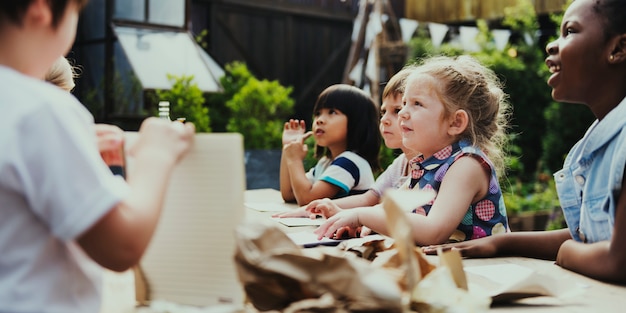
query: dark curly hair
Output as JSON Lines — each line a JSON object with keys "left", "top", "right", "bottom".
{"left": 592, "top": 0, "right": 626, "bottom": 41}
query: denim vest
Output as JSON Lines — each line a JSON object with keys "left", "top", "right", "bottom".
{"left": 554, "top": 97, "right": 626, "bottom": 243}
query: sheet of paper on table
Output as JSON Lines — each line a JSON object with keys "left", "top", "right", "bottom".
{"left": 286, "top": 231, "right": 344, "bottom": 247}
{"left": 464, "top": 263, "right": 582, "bottom": 302}
{"left": 245, "top": 202, "right": 297, "bottom": 212}
{"left": 271, "top": 217, "right": 325, "bottom": 227}
{"left": 287, "top": 231, "right": 387, "bottom": 248}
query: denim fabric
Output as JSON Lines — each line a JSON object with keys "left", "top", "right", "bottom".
{"left": 554, "top": 97, "right": 626, "bottom": 243}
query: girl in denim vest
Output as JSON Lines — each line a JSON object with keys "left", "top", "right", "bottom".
{"left": 424, "top": 0, "right": 626, "bottom": 284}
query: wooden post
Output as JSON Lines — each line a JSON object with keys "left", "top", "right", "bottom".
{"left": 342, "top": 0, "right": 370, "bottom": 84}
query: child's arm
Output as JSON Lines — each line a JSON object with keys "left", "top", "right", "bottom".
{"left": 285, "top": 155, "right": 342, "bottom": 205}
{"left": 405, "top": 156, "right": 490, "bottom": 245}
{"left": 315, "top": 156, "right": 493, "bottom": 245}
{"left": 331, "top": 190, "right": 380, "bottom": 209}
{"left": 273, "top": 190, "right": 379, "bottom": 218}
{"left": 423, "top": 229, "right": 572, "bottom": 260}
{"left": 279, "top": 120, "right": 311, "bottom": 202}
{"left": 77, "top": 118, "right": 195, "bottom": 272}
{"left": 555, "top": 177, "right": 626, "bottom": 283}
{"left": 279, "top": 150, "right": 297, "bottom": 202}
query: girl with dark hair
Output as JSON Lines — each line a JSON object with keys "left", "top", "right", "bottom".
{"left": 280, "top": 84, "right": 381, "bottom": 206}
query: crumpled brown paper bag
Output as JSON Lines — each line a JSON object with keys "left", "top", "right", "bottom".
{"left": 233, "top": 220, "right": 405, "bottom": 312}
{"left": 382, "top": 189, "right": 491, "bottom": 312}
{"left": 234, "top": 189, "right": 493, "bottom": 313}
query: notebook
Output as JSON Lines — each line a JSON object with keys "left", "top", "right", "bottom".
{"left": 124, "top": 132, "right": 246, "bottom": 307}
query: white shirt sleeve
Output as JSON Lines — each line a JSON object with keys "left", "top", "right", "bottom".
{"left": 13, "top": 98, "right": 129, "bottom": 241}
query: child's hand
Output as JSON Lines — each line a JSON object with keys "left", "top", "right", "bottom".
{"left": 130, "top": 117, "right": 195, "bottom": 165}
{"left": 334, "top": 226, "right": 362, "bottom": 239}
{"left": 282, "top": 119, "right": 312, "bottom": 146}
{"left": 305, "top": 198, "right": 342, "bottom": 218}
{"left": 282, "top": 140, "right": 309, "bottom": 161}
{"left": 95, "top": 124, "right": 124, "bottom": 152}
{"left": 360, "top": 226, "right": 373, "bottom": 237}
{"left": 271, "top": 206, "right": 312, "bottom": 218}
{"left": 421, "top": 235, "right": 499, "bottom": 257}
{"left": 314, "top": 210, "right": 361, "bottom": 240}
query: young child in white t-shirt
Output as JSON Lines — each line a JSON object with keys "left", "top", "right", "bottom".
{"left": 0, "top": 1, "right": 195, "bottom": 312}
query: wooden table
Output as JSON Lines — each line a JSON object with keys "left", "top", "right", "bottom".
{"left": 102, "top": 189, "right": 626, "bottom": 313}
{"left": 461, "top": 257, "right": 625, "bottom": 312}
{"left": 242, "top": 189, "right": 626, "bottom": 312}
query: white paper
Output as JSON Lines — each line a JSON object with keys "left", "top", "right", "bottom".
{"left": 245, "top": 202, "right": 295, "bottom": 212}
{"left": 271, "top": 217, "right": 325, "bottom": 227}
{"left": 286, "top": 231, "right": 343, "bottom": 247}
{"left": 125, "top": 132, "right": 246, "bottom": 307}
{"left": 464, "top": 263, "right": 583, "bottom": 302}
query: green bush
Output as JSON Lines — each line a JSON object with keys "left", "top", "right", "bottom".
{"left": 219, "top": 62, "right": 295, "bottom": 149}
{"left": 156, "top": 74, "right": 211, "bottom": 132}
{"left": 206, "top": 61, "right": 255, "bottom": 132}
{"left": 503, "top": 174, "right": 559, "bottom": 215}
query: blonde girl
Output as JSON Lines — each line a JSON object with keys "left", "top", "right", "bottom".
{"left": 315, "top": 55, "right": 510, "bottom": 245}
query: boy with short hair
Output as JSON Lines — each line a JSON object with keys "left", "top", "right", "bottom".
{"left": 0, "top": 1, "right": 195, "bottom": 312}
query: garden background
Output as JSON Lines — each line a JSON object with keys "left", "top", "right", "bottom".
{"left": 78, "top": 0, "right": 591, "bottom": 231}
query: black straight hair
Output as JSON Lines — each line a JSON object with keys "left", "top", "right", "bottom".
{"left": 312, "top": 84, "right": 381, "bottom": 172}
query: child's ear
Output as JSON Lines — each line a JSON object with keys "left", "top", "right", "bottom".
{"left": 26, "top": 0, "right": 52, "bottom": 27}
{"left": 609, "top": 33, "right": 626, "bottom": 63}
{"left": 447, "top": 109, "right": 469, "bottom": 136}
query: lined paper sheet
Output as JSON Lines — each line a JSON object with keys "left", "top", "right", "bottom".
{"left": 125, "top": 132, "right": 246, "bottom": 307}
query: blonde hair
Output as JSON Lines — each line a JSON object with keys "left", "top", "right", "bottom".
{"left": 45, "top": 57, "right": 77, "bottom": 92}
{"left": 381, "top": 65, "right": 416, "bottom": 100}
{"left": 411, "top": 55, "right": 510, "bottom": 175}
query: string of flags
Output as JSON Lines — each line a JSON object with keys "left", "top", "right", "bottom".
{"left": 344, "top": 0, "right": 521, "bottom": 103}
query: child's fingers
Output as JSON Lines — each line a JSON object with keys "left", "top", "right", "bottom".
{"left": 314, "top": 219, "right": 336, "bottom": 240}
{"left": 304, "top": 200, "right": 319, "bottom": 212}
{"left": 97, "top": 133, "right": 123, "bottom": 152}
{"left": 94, "top": 123, "right": 123, "bottom": 136}
{"left": 360, "top": 226, "right": 372, "bottom": 237}
{"left": 321, "top": 218, "right": 344, "bottom": 240}
{"left": 94, "top": 124, "right": 124, "bottom": 152}
{"left": 301, "top": 131, "right": 313, "bottom": 141}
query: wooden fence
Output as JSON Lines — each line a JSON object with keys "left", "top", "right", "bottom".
{"left": 190, "top": 0, "right": 567, "bottom": 121}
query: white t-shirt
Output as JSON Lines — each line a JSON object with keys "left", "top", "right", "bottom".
{"left": 371, "top": 153, "right": 409, "bottom": 197}
{"left": 0, "top": 66, "right": 130, "bottom": 313}
{"left": 305, "top": 151, "right": 375, "bottom": 197}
